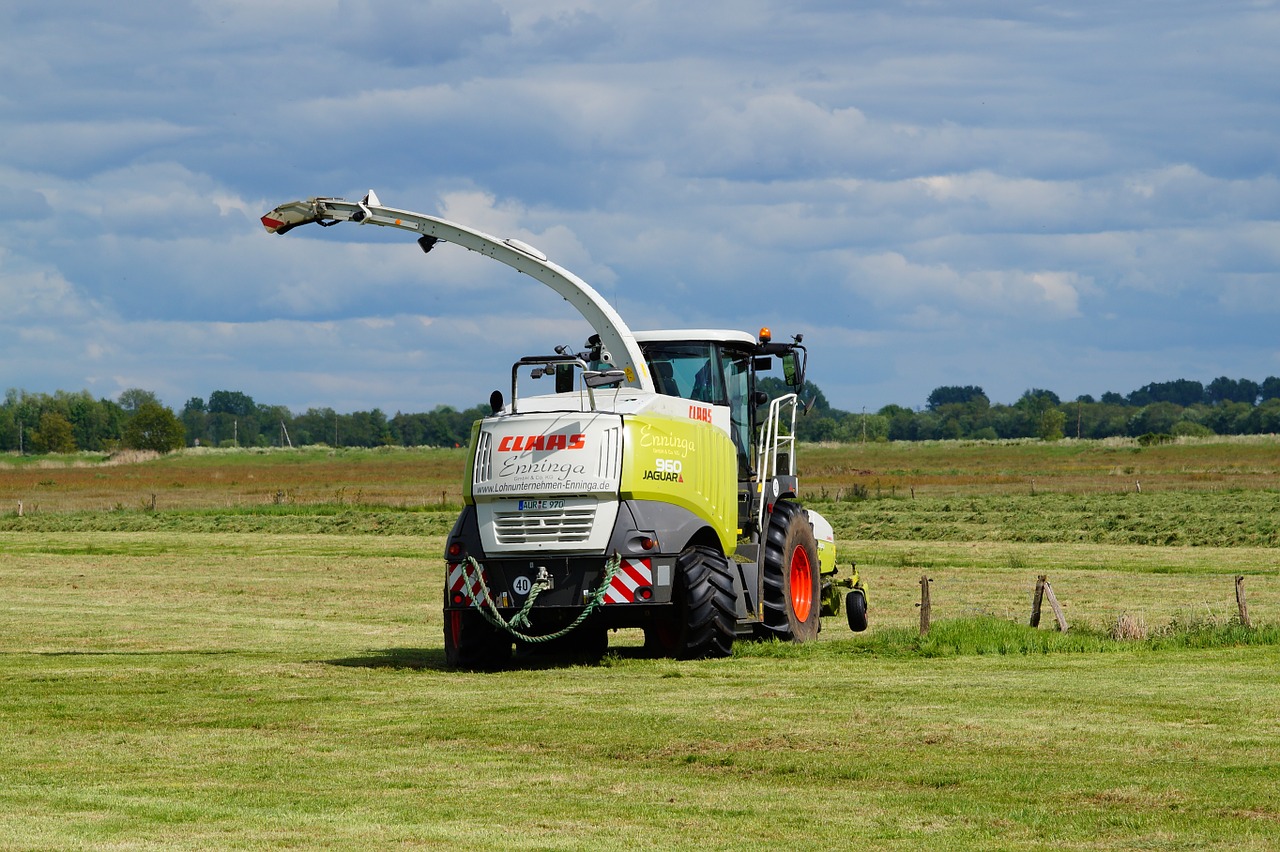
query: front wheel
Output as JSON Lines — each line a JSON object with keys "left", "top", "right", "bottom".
{"left": 846, "top": 589, "right": 869, "bottom": 632}
{"left": 760, "top": 500, "right": 821, "bottom": 642}
{"left": 648, "top": 546, "right": 737, "bottom": 659}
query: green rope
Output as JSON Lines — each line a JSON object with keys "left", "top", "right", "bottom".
{"left": 458, "top": 553, "right": 622, "bottom": 644}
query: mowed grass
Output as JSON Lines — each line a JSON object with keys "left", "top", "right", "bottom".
{"left": 0, "top": 445, "right": 470, "bottom": 513}
{"left": 1, "top": 440, "right": 1279, "bottom": 848}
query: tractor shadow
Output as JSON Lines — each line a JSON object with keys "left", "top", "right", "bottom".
{"left": 323, "top": 644, "right": 660, "bottom": 672}
{"left": 324, "top": 648, "right": 446, "bottom": 670}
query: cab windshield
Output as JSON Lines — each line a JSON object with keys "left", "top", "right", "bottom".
{"left": 642, "top": 342, "right": 724, "bottom": 404}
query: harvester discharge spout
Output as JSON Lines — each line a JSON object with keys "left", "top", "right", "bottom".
{"left": 261, "top": 193, "right": 652, "bottom": 393}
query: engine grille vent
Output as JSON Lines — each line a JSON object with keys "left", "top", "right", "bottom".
{"left": 492, "top": 505, "right": 597, "bottom": 545}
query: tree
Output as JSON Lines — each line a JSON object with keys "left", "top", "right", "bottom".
{"left": 1206, "top": 377, "right": 1260, "bottom": 406}
{"left": 31, "top": 411, "right": 77, "bottom": 454}
{"left": 207, "top": 390, "right": 259, "bottom": 446}
{"left": 117, "top": 388, "right": 160, "bottom": 413}
{"left": 1249, "top": 399, "right": 1280, "bottom": 434}
{"left": 256, "top": 404, "right": 294, "bottom": 447}
{"left": 0, "top": 405, "right": 14, "bottom": 451}
{"left": 123, "top": 402, "right": 185, "bottom": 453}
{"left": 294, "top": 407, "right": 338, "bottom": 446}
{"left": 927, "top": 385, "right": 987, "bottom": 410}
{"left": 181, "top": 397, "right": 207, "bottom": 446}
{"left": 207, "top": 390, "right": 256, "bottom": 416}
{"left": 1203, "top": 401, "right": 1253, "bottom": 435}
{"left": 1018, "top": 388, "right": 1061, "bottom": 408}
{"left": 1261, "top": 377, "right": 1280, "bottom": 402}
{"left": 1128, "top": 402, "right": 1182, "bottom": 436}
{"left": 1128, "top": 380, "right": 1204, "bottom": 407}
{"left": 878, "top": 404, "right": 917, "bottom": 441}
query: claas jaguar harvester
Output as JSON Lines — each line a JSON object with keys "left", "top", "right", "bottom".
{"left": 262, "top": 192, "right": 867, "bottom": 667}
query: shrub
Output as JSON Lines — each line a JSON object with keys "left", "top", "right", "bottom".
{"left": 31, "top": 412, "right": 77, "bottom": 454}
{"left": 123, "top": 402, "right": 185, "bottom": 453}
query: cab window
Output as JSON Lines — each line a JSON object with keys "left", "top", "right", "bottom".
{"left": 642, "top": 342, "right": 725, "bottom": 404}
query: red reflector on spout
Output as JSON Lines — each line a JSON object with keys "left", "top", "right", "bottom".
{"left": 261, "top": 215, "right": 285, "bottom": 232}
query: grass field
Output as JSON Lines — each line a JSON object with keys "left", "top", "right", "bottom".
{"left": 1, "top": 439, "right": 1278, "bottom": 849}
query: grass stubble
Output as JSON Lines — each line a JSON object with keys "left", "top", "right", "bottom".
{"left": 0, "top": 441, "right": 1278, "bottom": 849}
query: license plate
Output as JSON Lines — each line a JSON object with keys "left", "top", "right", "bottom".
{"left": 518, "top": 499, "right": 565, "bottom": 511}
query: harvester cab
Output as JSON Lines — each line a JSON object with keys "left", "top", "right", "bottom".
{"left": 262, "top": 192, "right": 867, "bottom": 666}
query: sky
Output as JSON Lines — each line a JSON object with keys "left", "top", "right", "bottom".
{"left": 2, "top": 1, "right": 1278, "bottom": 416}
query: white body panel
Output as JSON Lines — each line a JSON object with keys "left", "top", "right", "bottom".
{"left": 498, "top": 390, "right": 733, "bottom": 439}
{"left": 472, "top": 410, "right": 622, "bottom": 555}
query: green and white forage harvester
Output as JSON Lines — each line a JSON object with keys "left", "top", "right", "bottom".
{"left": 262, "top": 191, "right": 868, "bottom": 666}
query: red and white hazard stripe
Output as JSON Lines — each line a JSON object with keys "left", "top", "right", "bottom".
{"left": 604, "top": 557, "right": 652, "bottom": 604}
{"left": 448, "top": 562, "right": 492, "bottom": 607}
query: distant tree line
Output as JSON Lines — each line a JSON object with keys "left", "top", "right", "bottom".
{"left": 788, "top": 376, "right": 1280, "bottom": 443}
{"left": 0, "top": 387, "right": 489, "bottom": 454}
{"left": 4, "top": 374, "right": 1280, "bottom": 455}
{"left": 0, "top": 388, "right": 185, "bottom": 454}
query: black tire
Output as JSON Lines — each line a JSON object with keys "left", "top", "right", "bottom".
{"left": 651, "top": 546, "right": 737, "bottom": 659}
{"left": 846, "top": 589, "right": 869, "bottom": 632}
{"left": 759, "top": 500, "right": 821, "bottom": 642}
{"left": 443, "top": 609, "right": 512, "bottom": 669}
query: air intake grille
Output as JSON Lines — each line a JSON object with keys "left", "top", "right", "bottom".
{"left": 597, "top": 423, "right": 622, "bottom": 481}
{"left": 492, "top": 505, "right": 597, "bottom": 545}
{"left": 473, "top": 430, "right": 493, "bottom": 484}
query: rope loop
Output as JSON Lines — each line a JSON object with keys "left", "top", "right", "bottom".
{"left": 457, "top": 553, "right": 622, "bottom": 644}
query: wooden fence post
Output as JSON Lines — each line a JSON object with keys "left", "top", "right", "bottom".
{"left": 918, "top": 575, "right": 932, "bottom": 635}
{"left": 1043, "top": 579, "right": 1069, "bottom": 632}
{"left": 1030, "top": 575, "right": 1046, "bottom": 627}
{"left": 1236, "top": 576, "right": 1251, "bottom": 628}
{"left": 1031, "top": 575, "right": 1069, "bottom": 632}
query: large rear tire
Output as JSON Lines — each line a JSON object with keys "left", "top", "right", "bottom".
{"left": 648, "top": 546, "right": 737, "bottom": 659}
{"left": 760, "top": 500, "right": 821, "bottom": 642}
{"left": 444, "top": 609, "right": 512, "bottom": 669}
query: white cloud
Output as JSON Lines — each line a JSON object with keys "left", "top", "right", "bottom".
{"left": 0, "top": 250, "right": 100, "bottom": 322}
{"left": 1, "top": 2, "right": 1278, "bottom": 412}
{"left": 839, "top": 252, "right": 1085, "bottom": 321}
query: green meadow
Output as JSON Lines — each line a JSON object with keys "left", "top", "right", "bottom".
{"left": 1, "top": 438, "right": 1277, "bottom": 849}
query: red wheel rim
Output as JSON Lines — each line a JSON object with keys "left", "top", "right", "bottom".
{"left": 789, "top": 544, "right": 813, "bottom": 622}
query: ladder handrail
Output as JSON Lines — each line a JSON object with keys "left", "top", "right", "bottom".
{"left": 756, "top": 392, "right": 798, "bottom": 531}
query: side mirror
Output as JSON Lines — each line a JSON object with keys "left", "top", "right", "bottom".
{"left": 583, "top": 370, "right": 627, "bottom": 388}
{"left": 782, "top": 352, "right": 804, "bottom": 389}
{"left": 555, "top": 363, "right": 575, "bottom": 393}
{"left": 489, "top": 390, "right": 504, "bottom": 415}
